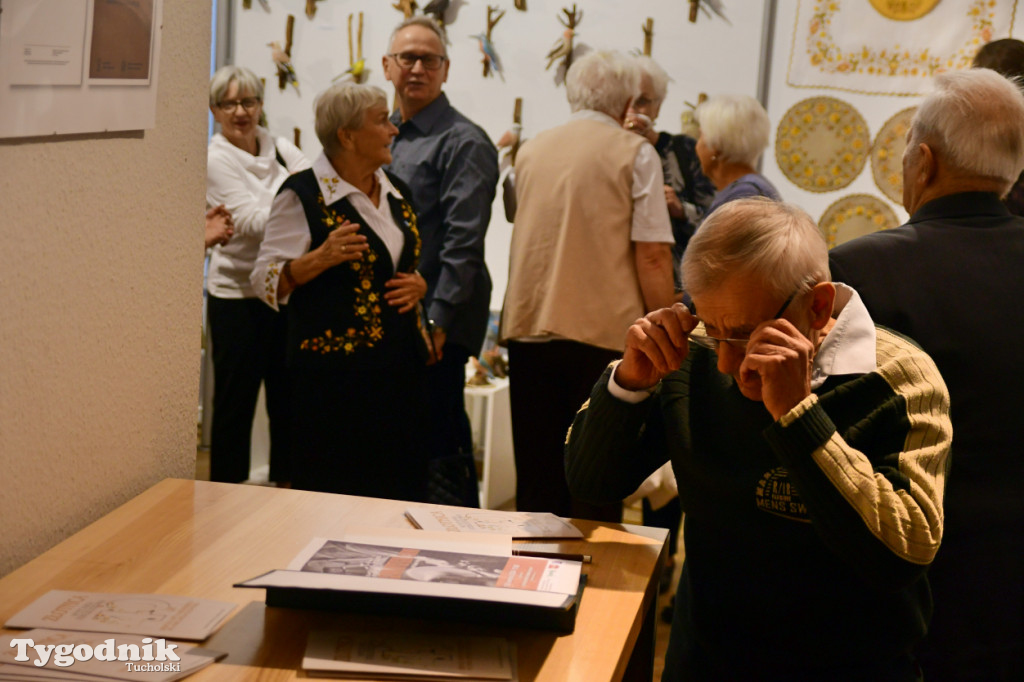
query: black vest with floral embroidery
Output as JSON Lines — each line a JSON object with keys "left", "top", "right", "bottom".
{"left": 281, "top": 168, "right": 427, "bottom": 370}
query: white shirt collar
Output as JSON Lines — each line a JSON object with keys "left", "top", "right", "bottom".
{"left": 312, "top": 151, "right": 401, "bottom": 205}
{"left": 811, "top": 283, "right": 877, "bottom": 389}
{"left": 569, "top": 109, "right": 621, "bottom": 128}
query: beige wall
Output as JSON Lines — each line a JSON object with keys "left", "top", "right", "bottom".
{"left": 0, "top": 2, "right": 210, "bottom": 575}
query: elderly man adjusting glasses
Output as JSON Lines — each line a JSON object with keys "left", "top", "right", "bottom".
{"left": 566, "top": 198, "right": 952, "bottom": 681}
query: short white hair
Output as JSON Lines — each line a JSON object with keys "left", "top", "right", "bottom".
{"left": 695, "top": 94, "right": 771, "bottom": 167}
{"left": 683, "top": 198, "right": 829, "bottom": 300}
{"left": 314, "top": 82, "right": 388, "bottom": 157}
{"left": 209, "top": 65, "right": 263, "bottom": 108}
{"left": 913, "top": 68, "right": 1024, "bottom": 192}
{"left": 565, "top": 51, "right": 640, "bottom": 118}
{"left": 634, "top": 55, "right": 670, "bottom": 104}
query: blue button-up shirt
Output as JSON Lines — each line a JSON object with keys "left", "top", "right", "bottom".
{"left": 386, "top": 93, "right": 499, "bottom": 354}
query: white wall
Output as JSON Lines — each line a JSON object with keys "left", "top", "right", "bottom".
{"left": 228, "top": 0, "right": 768, "bottom": 308}
{"left": 0, "top": 1, "right": 210, "bottom": 576}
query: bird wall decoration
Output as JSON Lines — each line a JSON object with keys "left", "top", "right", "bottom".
{"left": 689, "top": 0, "right": 730, "bottom": 24}
{"left": 547, "top": 4, "right": 582, "bottom": 75}
{"left": 422, "top": 0, "right": 450, "bottom": 26}
{"left": 305, "top": 0, "right": 325, "bottom": 19}
{"left": 393, "top": 0, "right": 417, "bottom": 19}
{"left": 475, "top": 6, "right": 505, "bottom": 80}
{"left": 334, "top": 12, "right": 368, "bottom": 83}
{"left": 545, "top": 29, "right": 573, "bottom": 71}
{"left": 471, "top": 33, "right": 503, "bottom": 81}
{"left": 269, "top": 40, "right": 299, "bottom": 94}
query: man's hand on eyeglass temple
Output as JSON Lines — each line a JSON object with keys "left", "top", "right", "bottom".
{"left": 739, "top": 319, "right": 815, "bottom": 421}
{"left": 616, "top": 303, "right": 698, "bottom": 392}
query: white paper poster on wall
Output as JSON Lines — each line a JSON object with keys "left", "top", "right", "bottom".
{"left": 0, "top": 0, "right": 162, "bottom": 138}
{"left": 787, "top": 0, "right": 1019, "bottom": 96}
{"left": 2, "top": 0, "right": 88, "bottom": 86}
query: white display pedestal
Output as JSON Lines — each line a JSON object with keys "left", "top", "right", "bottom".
{"left": 464, "top": 377, "right": 516, "bottom": 509}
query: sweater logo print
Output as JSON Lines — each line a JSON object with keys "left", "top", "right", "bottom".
{"left": 755, "top": 468, "right": 811, "bottom": 523}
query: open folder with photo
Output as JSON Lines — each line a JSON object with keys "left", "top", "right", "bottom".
{"left": 236, "top": 531, "right": 585, "bottom": 632}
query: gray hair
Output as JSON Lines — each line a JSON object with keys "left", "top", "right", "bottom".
{"left": 388, "top": 15, "right": 448, "bottom": 57}
{"left": 695, "top": 94, "right": 770, "bottom": 167}
{"left": 209, "top": 65, "right": 263, "bottom": 108}
{"left": 633, "top": 55, "right": 670, "bottom": 104}
{"left": 314, "top": 82, "right": 389, "bottom": 157}
{"left": 682, "top": 198, "right": 829, "bottom": 300}
{"left": 912, "top": 68, "right": 1024, "bottom": 192}
{"left": 565, "top": 51, "right": 640, "bottom": 118}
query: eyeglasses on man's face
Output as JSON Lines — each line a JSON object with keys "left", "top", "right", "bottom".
{"left": 216, "top": 98, "right": 261, "bottom": 114}
{"left": 388, "top": 52, "right": 447, "bottom": 70}
{"left": 688, "top": 288, "right": 801, "bottom": 352}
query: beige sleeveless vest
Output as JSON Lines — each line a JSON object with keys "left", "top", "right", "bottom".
{"left": 500, "top": 118, "right": 647, "bottom": 352}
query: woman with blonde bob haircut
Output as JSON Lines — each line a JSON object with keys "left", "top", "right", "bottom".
{"left": 251, "top": 82, "right": 431, "bottom": 501}
{"left": 694, "top": 94, "right": 781, "bottom": 216}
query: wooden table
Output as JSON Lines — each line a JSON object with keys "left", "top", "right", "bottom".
{"left": 0, "top": 479, "right": 667, "bottom": 681}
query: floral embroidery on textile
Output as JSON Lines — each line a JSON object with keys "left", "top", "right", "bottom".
{"left": 300, "top": 194, "right": 383, "bottom": 355}
{"left": 805, "top": 0, "right": 994, "bottom": 79}
{"left": 264, "top": 260, "right": 281, "bottom": 307}
{"left": 399, "top": 197, "right": 421, "bottom": 261}
{"left": 321, "top": 174, "right": 342, "bottom": 202}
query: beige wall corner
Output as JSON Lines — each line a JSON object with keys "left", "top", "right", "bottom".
{"left": 0, "top": 1, "right": 210, "bottom": 576}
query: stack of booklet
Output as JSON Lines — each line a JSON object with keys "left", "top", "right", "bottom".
{"left": 237, "top": 518, "right": 588, "bottom": 633}
{"left": 0, "top": 590, "right": 234, "bottom": 681}
{"left": 302, "top": 629, "right": 518, "bottom": 681}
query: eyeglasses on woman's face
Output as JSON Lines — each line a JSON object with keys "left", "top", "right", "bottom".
{"left": 688, "top": 287, "right": 801, "bottom": 352}
{"left": 388, "top": 52, "right": 447, "bottom": 70}
{"left": 216, "top": 97, "right": 261, "bottom": 114}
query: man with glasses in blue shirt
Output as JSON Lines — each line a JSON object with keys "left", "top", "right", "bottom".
{"left": 383, "top": 17, "right": 499, "bottom": 481}
{"left": 566, "top": 197, "right": 951, "bottom": 681}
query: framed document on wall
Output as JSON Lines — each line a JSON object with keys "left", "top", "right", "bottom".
{"left": 0, "top": 0, "right": 162, "bottom": 138}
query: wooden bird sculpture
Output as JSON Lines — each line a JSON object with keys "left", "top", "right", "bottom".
{"left": 334, "top": 12, "right": 368, "bottom": 83}
{"left": 545, "top": 29, "right": 573, "bottom": 70}
{"left": 422, "top": 0, "right": 450, "bottom": 25}
{"left": 496, "top": 124, "right": 520, "bottom": 151}
{"left": 690, "top": 0, "right": 731, "bottom": 24}
{"left": 471, "top": 33, "right": 504, "bottom": 81}
{"left": 334, "top": 59, "right": 366, "bottom": 83}
{"left": 268, "top": 41, "right": 299, "bottom": 94}
{"left": 393, "top": 0, "right": 417, "bottom": 18}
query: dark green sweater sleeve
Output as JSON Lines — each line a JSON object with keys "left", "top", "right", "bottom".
{"left": 564, "top": 364, "right": 672, "bottom": 505}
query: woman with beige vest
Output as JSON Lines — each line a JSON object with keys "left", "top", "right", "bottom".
{"left": 499, "top": 50, "right": 675, "bottom": 523}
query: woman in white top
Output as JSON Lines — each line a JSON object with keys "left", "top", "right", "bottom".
{"left": 250, "top": 82, "right": 430, "bottom": 500}
{"left": 206, "top": 65, "right": 310, "bottom": 485}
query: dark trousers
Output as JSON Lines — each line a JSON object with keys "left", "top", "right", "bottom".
{"left": 289, "top": 363, "right": 430, "bottom": 502}
{"left": 507, "top": 340, "right": 622, "bottom": 523}
{"left": 425, "top": 342, "right": 474, "bottom": 461}
{"left": 207, "top": 295, "right": 291, "bottom": 483}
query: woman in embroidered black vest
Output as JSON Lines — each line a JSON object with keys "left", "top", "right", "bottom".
{"left": 251, "top": 82, "right": 430, "bottom": 501}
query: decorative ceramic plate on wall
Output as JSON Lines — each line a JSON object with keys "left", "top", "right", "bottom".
{"left": 871, "top": 107, "right": 917, "bottom": 204}
{"left": 776, "top": 97, "right": 870, "bottom": 193}
{"left": 869, "top": 0, "right": 941, "bottom": 21}
{"left": 819, "top": 193, "right": 899, "bottom": 249}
